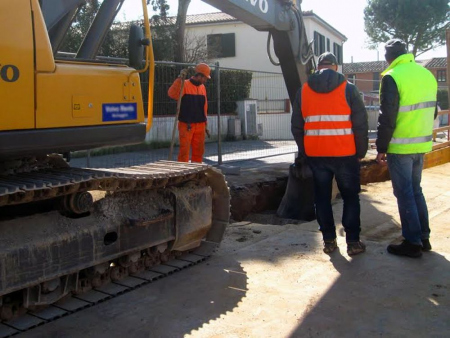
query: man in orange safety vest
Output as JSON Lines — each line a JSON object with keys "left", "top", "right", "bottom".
{"left": 168, "top": 63, "right": 211, "bottom": 163}
{"left": 291, "top": 52, "right": 368, "bottom": 255}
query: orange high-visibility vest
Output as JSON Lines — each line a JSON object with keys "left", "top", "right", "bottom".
{"left": 301, "top": 81, "right": 356, "bottom": 157}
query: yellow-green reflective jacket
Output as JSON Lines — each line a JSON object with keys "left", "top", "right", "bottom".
{"left": 381, "top": 54, "right": 437, "bottom": 154}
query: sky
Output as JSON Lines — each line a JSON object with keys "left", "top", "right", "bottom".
{"left": 120, "top": 0, "right": 447, "bottom": 63}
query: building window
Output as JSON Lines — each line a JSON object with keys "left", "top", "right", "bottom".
{"left": 320, "top": 35, "right": 325, "bottom": 55}
{"left": 437, "top": 70, "right": 446, "bottom": 82}
{"left": 314, "top": 31, "right": 326, "bottom": 56}
{"left": 347, "top": 74, "right": 355, "bottom": 84}
{"left": 207, "top": 33, "right": 236, "bottom": 58}
{"left": 327, "top": 38, "right": 330, "bottom": 52}
{"left": 373, "top": 72, "right": 380, "bottom": 91}
{"left": 332, "top": 43, "right": 343, "bottom": 65}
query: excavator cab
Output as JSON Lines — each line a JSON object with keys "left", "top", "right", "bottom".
{"left": 0, "top": 0, "right": 154, "bottom": 161}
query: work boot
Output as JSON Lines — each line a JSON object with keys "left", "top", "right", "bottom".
{"left": 421, "top": 239, "right": 432, "bottom": 252}
{"left": 387, "top": 240, "right": 422, "bottom": 258}
{"left": 323, "top": 239, "right": 337, "bottom": 254}
{"left": 347, "top": 241, "right": 366, "bottom": 256}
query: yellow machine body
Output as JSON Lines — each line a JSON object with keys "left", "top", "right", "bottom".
{"left": 0, "top": 0, "right": 150, "bottom": 158}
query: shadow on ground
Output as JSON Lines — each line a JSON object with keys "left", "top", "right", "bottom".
{"left": 20, "top": 257, "right": 247, "bottom": 338}
{"left": 20, "top": 173, "right": 450, "bottom": 337}
{"left": 290, "top": 249, "right": 450, "bottom": 337}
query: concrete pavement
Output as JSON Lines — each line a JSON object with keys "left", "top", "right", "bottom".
{"left": 19, "top": 162, "right": 450, "bottom": 338}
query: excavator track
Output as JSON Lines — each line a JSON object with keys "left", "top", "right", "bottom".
{"left": 0, "top": 161, "right": 218, "bottom": 207}
{"left": 0, "top": 161, "right": 230, "bottom": 336}
{"left": 0, "top": 249, "right": 211, "bottom": 337}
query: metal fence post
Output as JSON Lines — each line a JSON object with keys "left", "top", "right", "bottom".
{"left": 216, "top": 61, "right": 222, "bottom": 165}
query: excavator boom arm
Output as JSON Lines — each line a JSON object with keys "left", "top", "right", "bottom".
{"left": 202, "top": 0, "right": 314, "bottom": 103}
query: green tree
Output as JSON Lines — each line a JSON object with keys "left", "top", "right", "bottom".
{"left": 148, "top": 0, "right": 170, "bottom": 19}
{"left": 151, "top": 15, "right": 176, "bottom": 61}
{"left": 60, "top": 0, "right": 100, "bottom": 53}
{"left": 60, "top": 1, "right": 170, "bottom": 57}
{"left": 364, "top": 0, "right": 449, "bottom": 57}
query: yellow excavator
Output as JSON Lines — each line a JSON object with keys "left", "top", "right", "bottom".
{"left": 0, "top": 0, "right": 313, "bottom": 323}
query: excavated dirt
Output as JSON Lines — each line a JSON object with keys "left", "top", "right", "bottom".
{"left": 226, "top": 165, "right": 289, "bottom": 221}
{"left": 227, "top": 159, "right": 391, "bottom": 222}
{"left": 360, "top": 158, "right": 390, "bottom": 184}
{"left": 97, "top": 190, "right": 173, "bottom": 225}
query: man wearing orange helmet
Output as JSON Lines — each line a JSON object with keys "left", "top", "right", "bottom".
{"left": 168, "top": 63, "right": 211, "bottom": 163}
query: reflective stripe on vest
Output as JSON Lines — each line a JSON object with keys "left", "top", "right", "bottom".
{"left": 398, "top": 101, "right": 436, "bottom": 113}
{"left": 390, "top": 135, "right": 433, "bottom": 144}
{"left": 301, "top": 80, "right": 356, "bottom": 157}
{"left": 305, "top": 115, "right": 351, "bottom": 122}
{"left": 305, "top": 128, "right": 353, "bottom": 136}
{"left": 381, "top": 54, "right": 437, "bottom": 154}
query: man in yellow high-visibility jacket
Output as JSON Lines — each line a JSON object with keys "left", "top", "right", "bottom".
{"left": 376, "top": 39, "right": 438, "bottom": 258}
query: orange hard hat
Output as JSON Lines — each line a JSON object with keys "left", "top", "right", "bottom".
{"left": 195, "top": 63, "right": 211, "bottom": 79}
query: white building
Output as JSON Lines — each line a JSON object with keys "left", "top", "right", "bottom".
{"left": 147, "top": 11, "right": 347, "bottom": 142}
{"left": 183, "top": 11, "right": 347, "bottom": 72}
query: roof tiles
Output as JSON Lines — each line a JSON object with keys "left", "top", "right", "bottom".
{"left": 343, "top": 61, "right": 388, "bottom": 74}
{"left": 343, "top": 57, "right": 447, "bottom": 74}
{"left": 423, "top": 57, "right": 447, "bottom": 68}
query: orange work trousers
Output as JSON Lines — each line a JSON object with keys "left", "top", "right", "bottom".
{"left": 177, "top": 121, "right": 206, "bottom": 163}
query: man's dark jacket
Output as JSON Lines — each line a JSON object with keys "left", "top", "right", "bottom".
{"left": 291, "top": 69, "right": 368, "bottom": 159}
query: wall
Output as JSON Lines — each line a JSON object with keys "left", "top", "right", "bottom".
{"left": 429, "top": 68, "right": 448, "bottom": 89}
{"left": 249, "top": 73, "right": 289, "bottom": 106}
{"left": 257, "top": 113, "right": 291, "bottom": 140}
{"left": 351, "top": 72, "right": 378, "bottom": 93}
{"left": 186, "top": 15, "right": 346, "bottom": 72}
{"left": 187, "top": 22, "right": 281, "bottom": 72}
{"left": 303, "top": 16, "right": 345, "bottom": 71}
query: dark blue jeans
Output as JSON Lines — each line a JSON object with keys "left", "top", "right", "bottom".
{"left": 387, "top": 153, "right": 430, "bottom": 245}
{"left": 308, "top": 156, "right": 361, "bottom": 242}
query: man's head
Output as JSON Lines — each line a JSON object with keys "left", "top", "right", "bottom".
{"left": 317, "top": 52, "right": 338, "bottom": 71}
{"left": 194, "top": 63, "right": 211, "bottom": 84}
{"left": 384, "top": 39, "right": 407, "bottom": 64}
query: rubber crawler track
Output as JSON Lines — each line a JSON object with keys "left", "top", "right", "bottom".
{"left": 0, "top": 161, "right": 216, "bottom": 206}
{"left": 0, "top": 245, "right": 215, "bottom": 337}
{"left": 0, "top": 161, "right": 230, "bottom": 337}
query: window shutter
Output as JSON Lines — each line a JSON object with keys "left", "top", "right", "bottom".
{"left": 221, "top": 33, "right": 236, "bottom": 57}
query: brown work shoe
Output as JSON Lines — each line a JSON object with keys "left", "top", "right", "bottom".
{"left": 323, "top": 239, "right": 338, "bottom": 254}
{"left": 347, "top": 241, "right": 366, "bottom": 256}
